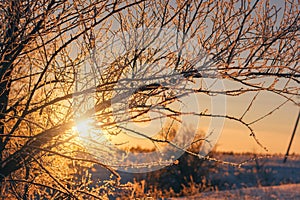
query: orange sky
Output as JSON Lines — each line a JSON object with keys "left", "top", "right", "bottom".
{"left": 103, "top": 79, "right": 299, "bottom": 155}
{"left": 75, "top": 0, "right": 299, "bottom": 156}
{"left": 179, "top": 78, "right": 300, "bottom": 155}
{"left": 216, "top": 96, "right": 299, "bottom": 154}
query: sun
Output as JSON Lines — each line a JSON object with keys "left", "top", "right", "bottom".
{"left": 72, "top": 118, "right": 95, "bottom": 138}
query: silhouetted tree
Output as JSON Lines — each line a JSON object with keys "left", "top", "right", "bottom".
{"left": 0, "top": 0, "right": 299, "bottom": 198}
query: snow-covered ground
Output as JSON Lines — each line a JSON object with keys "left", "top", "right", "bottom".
{"left": 91, "top": 153, "right": 300, "bottom": 199}
{"left": 173, "top": 153, "right": 300, "bottom": 199}
{"left": 175, "top": 183, "right": 300, "bottom": 200}
{"left": 206, "top": 153, "right": 300, "bottom": 190}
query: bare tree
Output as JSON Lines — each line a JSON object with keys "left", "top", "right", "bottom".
{"left": 0, "top": 0, "right": 299, "bottom": 198}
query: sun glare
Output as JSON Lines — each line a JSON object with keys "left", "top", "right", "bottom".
{"left": 73, "top": 118, "right": 95, "bottom": 138}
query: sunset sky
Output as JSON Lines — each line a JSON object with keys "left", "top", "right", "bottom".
{"left": 217, "top": 100, "right": 299, "bottom": 154}
{"left": 210, "top": 1, "right": 299, "bottom": 155}
{"left": 213, "top": 82, "right": 299, "bottom": 154}
{"left": 101, "top": 78, "right": 299, "bottom": 156}
{"left": 74, "top": 0, "right": 299, "bottom": 156}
